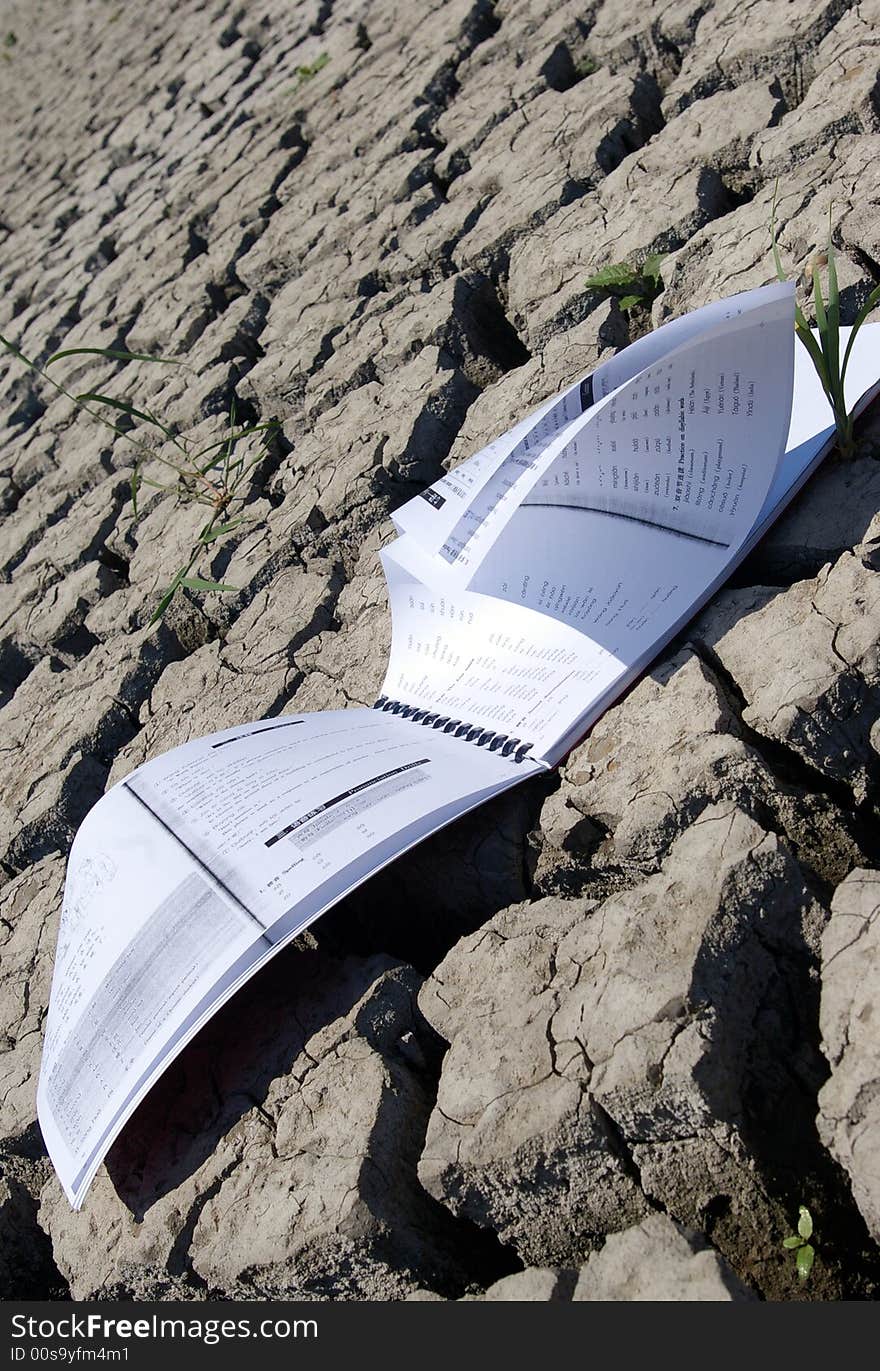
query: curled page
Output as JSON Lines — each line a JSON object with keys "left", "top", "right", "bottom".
{"left": 390, "top": 376, "right": 586, "bottom": 551}
{"left": 436, "top": 283, "right": 795, "bottom": 578}
{"left": 392, "top": 282, "right": 794, "bottom": 556}
{"left": 543, "top": 321, "right": 880, "bottom": 763}
{"left": 38, "top": 709, "right": 538, "bottom": 1207}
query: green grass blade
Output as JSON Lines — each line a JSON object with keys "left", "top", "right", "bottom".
{"left": 130, "top": 464, "right": 141, "bottom": 520}
{"left": 795, "top": 322, "right": 831, "bottom": 395}
{"left": 179, "top": 576, "right": 237, "bottom": 593}
{"left": 191, "top": 423, "right": 278, "bottom": 463}
{"left": 769, "top": 179, "right": 788, "bottom": 284}
{"left": 825, "top": 235, "right": 840, "bottom": 386}
{"left": 75, "top": 391, "right": 173, "bottom": 433}
{"left": 198, "top": 517, "right": 247, "bottom": 543}
{"left": 811, "top": 269, "right": 848, "bottom": 429}
{"left": 223, "top": 395, "right": 237, "bottom": 486}
{"left": 45, "top": 346, "right": 178, "bottom": 367}
{"left": 147, "top": 567, "right": 187, "bottom": 626}
{"left": 841, "top": 281, "right": 880, "bottom": 384}
{"left": 0, "top": 332, "right": 36, "bottom": 369}
{"left": 812, "top": 265, "right": 828, "bottom": 338}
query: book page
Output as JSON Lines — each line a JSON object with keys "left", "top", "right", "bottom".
{"left": 125, "top": 709, "right": 530, "bottom": 921}
{"left": 587, "top": 281, "right": 790, "bottom": 402}
{"left": 468, "top": 501, "right": 727, "bottom": 656}
{"left": 438, "top": 283, "right": 794, "bottom": 578}
{"left": 499, "top": 323, "right": 880, "bottom": 765}
{"left": 380, "top": 538, "right": 623, "bottom": 760}
{"left": 39, "top": 708, "right": 538, "bottom": 1205}
{"left": 37, "top": 785, "right": 264, "bottom": 1207}
{"left": 392, "top": 283, "right": 792, "bottom": 552}
{"left": 390, "top": 376, "right": 586, "bottom": 550}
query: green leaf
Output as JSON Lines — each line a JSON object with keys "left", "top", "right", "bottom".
{"left": 825, "top": 230, "right": 841, "bottom": 393}
{"left": 840, "top": 281, "right": 880, "bottom": 385}
{"left": 642, "top": 252, "right": 665, "bottom": 286}
{"left": 794, "top": 300, "right": 813, "bottom": 336}
{"left": 0, "top": 331, "right": 36, "bottom": 371}
{"left": 130, "top": 464, "right": 141, "bottom": 520}
{"left": 812, "top": 264, "right": 828, "bottom": 340}
{"left": 74, "top": 391, "right": 173, "bottom": 434}
{"left": 192, "top": 422, "right": 278, "bottom": 463}
{"left": 45, "top": 346, "right": 178, "bottom": 367}
{"left": 584, "top": 262, "right": 638, "bottom": 290}
{"left": 797, "top": 1243, "right": 815, "bottom": 1281}
{"left": 782, "top": 1235, "right": 803, "bottom": 1249}
{"left": 798, "top": 1206, "right": 813, "bottom": 1240}
{"left": 147, "top": 567, "right": 187, "bottom": 626}
{"left": 179, "top": 576, "right": 237, "bottom": 593}
{"left": 769, "top": 179, "right": 788, "bottom": 285}
{"left": 296, "top": 51, "right": 329, "bottom": 81}
{"left": 618, "top": 293, "right": 643, "bottom": 312}
{"left": 198, "top": 518, "right": 247, "bottom": 543}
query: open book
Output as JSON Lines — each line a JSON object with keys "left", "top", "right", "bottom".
{"left": 38, "top": 283, "right": 880, "bottom": 1207}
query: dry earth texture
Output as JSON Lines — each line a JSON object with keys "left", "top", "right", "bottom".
{"left": 1, "top": 0, "right": 880, "bottom": 1303}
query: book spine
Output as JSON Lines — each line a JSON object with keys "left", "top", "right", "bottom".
{"left": 373, "top": 696, "right": 533, "bottom": 763}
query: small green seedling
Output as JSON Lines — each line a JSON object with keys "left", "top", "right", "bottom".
{"left": 770, "top": 182, "right": 880, "bottom": 456}
{"left": 574, "top": 54, "right": 598, "bottom": 79}
{"left": 783, "top": 1204, "right": 816, "bottom": 1283}
{"left": 0, "top": 335, "right": 277, "bottom": 626}
{"left": 288, "top": 51, "right": 329, "bottom": 94}
{"left": 584, "top": 251, "right": 665, "bottom": 313}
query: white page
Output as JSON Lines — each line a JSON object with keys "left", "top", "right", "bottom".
{"left": 38, "top": 708, "right": 539, "bottom": 1206}
{"left": 460, "top": 315, "right": 862, "bottom": 652}
{"left": 386, "top": 324, "right": 880, "bottom": 770}
{"left": 390, "top": 377, "right": 585, "bottom": 551}
{"left": 587, "top": 281, "right": 791, "bottom": 401}
{"left": 392, "top": 282, "right": 793, "bottom": 550}
{"left": 524, "top": 288, "right": 794, "bottom": 547}
{"left": 125, "top": 709, "right": 529, "bottom": 918}
{"left": 519, "top": 323, "right": 880, "bottom": 764}
{"left": 434, "top": 284, "right": 794, "bottom": 579}
{"left": 380, "top": 538, "right": 622, "bottom": 761}
{"left": 37, "top": 786, "right": 262, "bottom": 1207}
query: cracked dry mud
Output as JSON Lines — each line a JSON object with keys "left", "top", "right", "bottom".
{"left": 1, "top": 0, "right": 879, "bottom": 1302}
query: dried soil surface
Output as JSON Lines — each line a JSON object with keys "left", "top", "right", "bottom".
{"left": 2, "top": 0, "right": 880, "bottom": 1301}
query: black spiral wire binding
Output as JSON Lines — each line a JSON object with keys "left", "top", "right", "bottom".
{"left": 373, "top": 696, "right": 533, "bottom": 763}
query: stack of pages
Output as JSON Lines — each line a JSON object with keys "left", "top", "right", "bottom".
{"left": 37, "top": 282, "right": 880, "bottom": 1206}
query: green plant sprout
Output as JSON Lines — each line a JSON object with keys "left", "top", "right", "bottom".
{"left": 783, "top": 1204, "right": 816, "bottom": 1283}
{"left": 770, "top": 183, "right": 880, "bottom": 456}
{"left": 574, "top": 53, "right": 598, "bottom": 79}
{"left": 288, "top": 51, "right": 329, "bottom": 94}
{"left": 584, "top": 251, "right": 665, "bottom": 313}
{"left": 0, "top": 334, "right": 277, "bottom": 625}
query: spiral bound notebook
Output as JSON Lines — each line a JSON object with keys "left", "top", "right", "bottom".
{"left": 37, "top": 284, "right": 880, "bottom": 1207}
